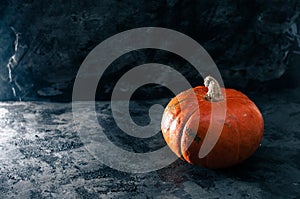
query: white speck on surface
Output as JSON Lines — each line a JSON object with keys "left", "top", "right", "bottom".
{"left": 0, "top": 108, "right": 9, "bottom": 118}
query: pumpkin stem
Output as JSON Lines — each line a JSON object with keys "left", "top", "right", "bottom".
{"left": 204, "top": 75, "right": 224, "bottom": 102}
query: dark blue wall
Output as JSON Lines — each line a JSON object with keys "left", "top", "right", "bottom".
{"left": 0, "top": 0, "right": 299, "bottom": 101}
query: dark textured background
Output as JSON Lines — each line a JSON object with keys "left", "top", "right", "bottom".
{"left": 0, "top": 1, "right": 300, "bottom": 198}
{"left": 1, "top": 0, "right": 300, "bottom": 101}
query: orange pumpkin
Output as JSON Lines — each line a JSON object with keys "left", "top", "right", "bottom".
{"left": 161, "top": 76, "right": 264, "bottom": 169}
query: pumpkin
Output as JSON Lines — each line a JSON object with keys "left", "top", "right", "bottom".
{"left": 161, "top": 76, "right": 264, "bottom": 169}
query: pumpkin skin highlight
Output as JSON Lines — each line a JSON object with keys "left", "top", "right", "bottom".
{"left": 161, "top": 86, "right": 264, "bottom": 169}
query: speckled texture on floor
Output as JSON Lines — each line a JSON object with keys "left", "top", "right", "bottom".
{"left": 0, "top": 87, "right": 299, "bottom": 198}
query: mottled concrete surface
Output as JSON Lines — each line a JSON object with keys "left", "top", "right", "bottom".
{"left": 0, "top": 87, "right": 299, "bottom": 198}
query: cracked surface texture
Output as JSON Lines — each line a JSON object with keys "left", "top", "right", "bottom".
{"left": 0, "top": 87, "right": 299, "bottom": 198}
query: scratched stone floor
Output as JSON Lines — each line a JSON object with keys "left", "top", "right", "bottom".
{"left": 0, "top": 87, "right": 299, "bottom": 199}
